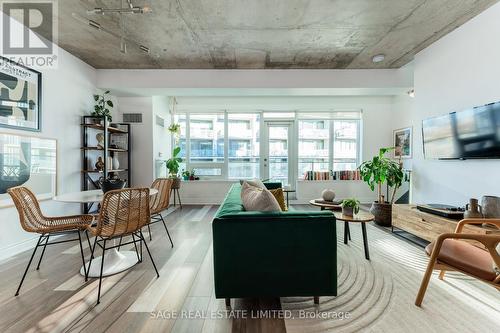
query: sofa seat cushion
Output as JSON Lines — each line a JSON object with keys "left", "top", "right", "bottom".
{"left": 425, "top": 239, "right": 496, "bottom": 281}
{"left": 240, "top": 182, "right": 281, "bottom": 212}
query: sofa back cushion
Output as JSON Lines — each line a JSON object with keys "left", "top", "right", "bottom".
{"left": 241, "top": 182, "right": 281, "bottom": 212}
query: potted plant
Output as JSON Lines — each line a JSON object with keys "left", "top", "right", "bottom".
{"left": 189, "top": 169, "right": 196, "bottom": 181}
{"left": 358, "top": 147, "right": 405, "bottom": 227}
{"left": 341, "top": 198, "right": 360, "bottom": 217}
{"left": 182, "top": 169, "right": 190, "bottom": 181}
{"left": 92, "top": 90, "right": 113, "bottom": 122}
{"left": 166, "top": 122, "right": 183, "bottom": 188}
{"left": 166, "top": 146, "right": 182, "bottom": 189}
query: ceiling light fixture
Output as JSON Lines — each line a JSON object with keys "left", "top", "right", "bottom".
{"left": 87, "top": 1, "right": 152, "bottom": 15}
{"left": 372, "top": 54, "right": 385, "bottom": 63}
{"left": 72, "top": 13, "right": 153, "bottom": 56}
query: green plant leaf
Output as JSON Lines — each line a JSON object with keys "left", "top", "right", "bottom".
{"left": 93, "top": 95, "right": 99, "bottom": 101}
{"left": 173, "top": 146, "right": 181, "bottom": 156}
{"left": 107, "top": 100, "right": 114, "bottom": 107}
{"left": 104, "top": 90, "right": 110, "bottom": 94}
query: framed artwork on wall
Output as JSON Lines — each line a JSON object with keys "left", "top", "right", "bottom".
{"left": 0, "top": 133, "right": 57, "bottom": 208}
{"left": 0, "top": 57, "right": 42, "bottom": 131}
{"left": 393, "top": 127, "right": 412, "bottom": 159}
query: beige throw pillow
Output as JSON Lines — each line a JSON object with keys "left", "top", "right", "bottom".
{"left": 241, "top": 182, "right": 281, "bottom": 212}
{"left": 244, "top": 178, "right": 266, "bottom": 189}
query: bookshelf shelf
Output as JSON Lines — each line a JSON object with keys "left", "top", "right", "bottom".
{"left": 81, "top": 116, "right": 131, "bottom": 213}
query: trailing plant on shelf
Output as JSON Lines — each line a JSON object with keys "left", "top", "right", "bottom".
{"left": 358, "top": 147, "right": 406, "bottom": 226}
{"left": 341, "top": 198, "right": 360, "bottom": 216}
{"left": 92, "top": 90, "right": 113, "bottom": 122}
{"left": 168, "top": 123, "right": 181, "bottom": 138}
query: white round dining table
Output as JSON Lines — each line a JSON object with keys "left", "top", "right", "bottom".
{"left": 53, "top": 188, "right": 158, "bottom": 277}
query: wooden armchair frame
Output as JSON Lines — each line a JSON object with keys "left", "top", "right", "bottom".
{"left": 415, "top": 219, "right": 500, "bottom": 307}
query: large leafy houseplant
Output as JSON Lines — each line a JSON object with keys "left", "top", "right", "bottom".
{"left": 92, "top": 90, "right": 113, "bottom": 122}
{"left": 358, "top": 147, "right": 405, "bottom": 226}
{"left": 166, "top": 146, "right": 182, "bottom": 177}
{"left": 358, "top": 147, "right": 404, "bottom": 204}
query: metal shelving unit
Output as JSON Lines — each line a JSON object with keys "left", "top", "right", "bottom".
{"left": 81, "top": 115, "right": 131, "bottom": 213}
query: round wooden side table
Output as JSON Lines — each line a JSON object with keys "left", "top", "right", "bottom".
{"left": 333, "top": 211, "right": 374, "bottom": 260}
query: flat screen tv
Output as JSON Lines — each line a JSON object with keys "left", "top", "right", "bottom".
{"left": 422, "top": 101, "right": 500, "bottom": 159}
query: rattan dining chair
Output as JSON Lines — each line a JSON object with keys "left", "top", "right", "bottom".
{"left": 7, "top": 186, "right": 94, "bottom": 296}
{"left": 146, "top": 178, "right": 174, "bottom": 247}
{"left": 85, "top": 188, "right": 160, "bottom": 305}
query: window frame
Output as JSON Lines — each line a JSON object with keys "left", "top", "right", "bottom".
{"left": 173, "top": 110, "right": 362, "bottom": 180}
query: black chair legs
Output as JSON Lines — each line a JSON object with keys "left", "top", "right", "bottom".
{"left": 139, "top": 230, "right": 160, "bottom": 278}
{"left": 15, "top": 235, "right": 43, "bottom": 296}
{"left": 148, "top": 213, "right": 174, "bottom": 247}
{"left": 96, "top": 239, "right": 106, "bottom": 305}
{"left": 36, "top": 235, "right": 49, "bottom": 270}
{"left": 15, "top": 231, "right": 88, "bottom": 296}
{"left": 147, "top": 223, "right": 152, "bottom": 241}
{"left": 160, "top": 215, "right": 174, "bottom": 248}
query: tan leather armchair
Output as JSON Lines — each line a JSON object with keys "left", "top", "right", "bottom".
{"left": 415, "top": 218, "right": 500, "bottom": 307}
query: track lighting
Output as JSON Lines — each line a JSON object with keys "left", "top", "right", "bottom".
{"left": 87, "top": 1, "right": 152, "bottom": 15}
{"left": 139, "top": 45, "right": 150, "bottom": 53}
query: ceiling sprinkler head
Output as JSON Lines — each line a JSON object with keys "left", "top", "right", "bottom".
{"left": 408, "top": 89, "right": 415, "bottom": 98}
{"left": 372, "top": 54, "right": 385, "bottom": 63}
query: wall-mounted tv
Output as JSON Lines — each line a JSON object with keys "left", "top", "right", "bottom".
{"left": 422, "top": 101, "right": 500, "bottom": 159}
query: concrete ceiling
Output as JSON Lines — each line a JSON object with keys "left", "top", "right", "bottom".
{"left": 48, "top": 0, "right": 499, "bottom": 69}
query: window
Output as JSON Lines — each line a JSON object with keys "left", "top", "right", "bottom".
{"left": 333, "top": 120, "right": 359, "bottom": 171}
{"left": 173, "top": 113, "right": 187, "bottom": 172}
{"left": 189, "top": 114, "right": 224, "bottom": 163}
{"left": 298, "top": 118, "right": 361, "bottom": 177}
{"left": 298, "top": 120, "right": 330, "bottom": 177}
{"left": 173, "top": 111, "right": 361, "bottom": 180}
{"left": 228, "top": 113, "right": 260, "bottom": 179}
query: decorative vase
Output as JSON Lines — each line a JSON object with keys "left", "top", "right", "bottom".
{"left": 96, "top": 133, "right": 105, "bottom": 149}
{"left": 481, "top": 196, "right": 500, "bottom": 218}
{"left": 370, "top": 201, "right": 392, "bottom": 227}
{"left": 342, "top": 206, "right": 354, "bottom": 217}
{"left": 464, "top": 198, "right": 483, "bottom": 219}
{"left": 95, "top": 156, "right": 104, "bottom": 171}
{"left": 321, "top": 189, "right": 336, "bottom": 202}
{"left": 112, "top": 156, "right": 120, "bottom": 170}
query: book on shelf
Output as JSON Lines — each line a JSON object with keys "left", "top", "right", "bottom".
{"left": 302, "top": 170, "right": 361, "bottom": 181}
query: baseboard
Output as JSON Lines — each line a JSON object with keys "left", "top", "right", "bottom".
{"left": 0, "top": 235, "right": 40, "bottom": 262}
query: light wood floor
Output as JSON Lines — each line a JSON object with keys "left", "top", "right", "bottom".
{"left": 0, "top": 205, "right": 286, "bottom": 333}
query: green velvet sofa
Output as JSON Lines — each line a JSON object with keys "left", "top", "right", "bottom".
{"left": 212, "top": 183, "right": 337, "bottom": 304}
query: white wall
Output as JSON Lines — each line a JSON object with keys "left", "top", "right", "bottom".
{"left": 115, "top": 97, "right": 154, "bottom": 187}
{"left": 152, "top": 96, "right": 171, "bottom": 178}
{"left": 0, "top": 47, "right": 97, "bottom": 260}
{"left": 393, "top": 2, "right": 500, "bottom": 205}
